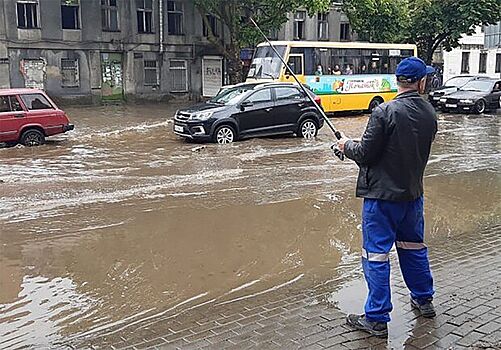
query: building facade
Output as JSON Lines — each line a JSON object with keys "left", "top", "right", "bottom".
{"left": 442, "top": 26, "right": 501, "bottom": 82}
{"left": 484, "top": 21, "right": 501, "bottom": 78}
{"left": 0, "top": 0, "right": 228, "bottom": 103}
{"left": 273, "top": 7, "right": 352, "bottom": 42}
{"left": 0, "top": 1, "right": 353, "bottom": 103}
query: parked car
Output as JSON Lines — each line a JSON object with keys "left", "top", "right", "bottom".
{"left": 428, "top": 75, "right": 478, "bottom": 107}
{"left": 173, "top": 82, "right": 324, "bottom": 144}
{"left": 0, "top": 89, "right": 74, "bottom": 146}
{"left": 438, "top": 78, "right": 501, "bottom": 114}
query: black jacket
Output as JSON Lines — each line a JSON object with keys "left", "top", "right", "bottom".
{"left": 344, "top": 91, "right": 437, "bottom": 201}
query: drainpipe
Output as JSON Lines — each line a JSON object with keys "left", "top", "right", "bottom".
{"left": 159, "top": 0, "right": 164, "bottom": 54}
{"left": 159, "top": 0, "right": 164, "bottom": 92}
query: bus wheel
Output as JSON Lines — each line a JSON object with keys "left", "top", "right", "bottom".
{"left": 368, "top": 97, "right": 383, "bottom": 113}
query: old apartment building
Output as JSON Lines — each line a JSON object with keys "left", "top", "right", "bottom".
{"left": 0, "top": 1, "right": 352, "bottom": 103}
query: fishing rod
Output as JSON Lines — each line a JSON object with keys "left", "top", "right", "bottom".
{"left": 249, "top": 17, "right": 345, "bottom": 161}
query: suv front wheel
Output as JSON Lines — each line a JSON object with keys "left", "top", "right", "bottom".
{"left": 298, "top": 119, "right": 318, "bottom": 139}
{"left": 20, "top": 129, "right": 45, "bottom": 147}
{"left": 214, "top": 125, "right": 236, "bottom": 144}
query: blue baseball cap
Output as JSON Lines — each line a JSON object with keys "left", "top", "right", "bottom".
{"left": 396, "top": 57, "right": 435, "bottom": 83}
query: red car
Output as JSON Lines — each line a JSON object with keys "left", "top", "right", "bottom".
{"left": 0, "top": 88, "right": 74, "bottom": 146}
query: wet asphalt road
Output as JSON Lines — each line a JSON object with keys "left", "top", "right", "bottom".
{"left": 0, "top": 104, "right": 499, "bottom": 348}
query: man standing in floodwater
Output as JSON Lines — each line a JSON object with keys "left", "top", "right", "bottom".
{"left": 337, "top": 57, "right": 437, "bottom": 337}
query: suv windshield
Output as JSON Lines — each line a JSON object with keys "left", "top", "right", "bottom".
{"left": 460, "top": 80, "right": 494, "bottom": 92}
{"left": 445, "top": 76, "right": 472, "bottom": 88}
{"left": 209, "top": 85, "right": 254, "bottom": 105}
{"left": 247, "top": 45, "right": 287, "bottom": 80}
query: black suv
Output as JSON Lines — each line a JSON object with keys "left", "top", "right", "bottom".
{"left": 173, "top": 82, "right": 324, "bottom": 144}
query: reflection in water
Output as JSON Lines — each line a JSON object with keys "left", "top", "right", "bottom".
{"left": 0, "top": 276, "right": 94, "bottom": 348}
{"left": 0, "top": 105, "right": 499, "bottom": 347}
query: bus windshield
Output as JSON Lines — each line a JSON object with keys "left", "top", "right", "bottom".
{"left": 247, "top": 45, "right": 287, "bottom": 80}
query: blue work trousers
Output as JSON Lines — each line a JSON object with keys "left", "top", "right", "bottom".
{"left": 362, "top": 196, "right": 434, "bottom": 323}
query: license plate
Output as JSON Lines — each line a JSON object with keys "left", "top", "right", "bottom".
{"left": 445, "top": 104, "right": 457, "bottom": 108}
{"left": 433, "top": 97, "right": 440, "bottom": 100}
{"left": 174, "top": 125, "right": 184, "bottom": 132}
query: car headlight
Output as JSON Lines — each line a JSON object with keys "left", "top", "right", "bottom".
{"left": 439, "top": 98, "right": 447, "bottom": 102}
{"left": 459, "top": 99, "right": 474, "bottom": 104}
{"left": 429, "top": 91, "right": 434, "bottom": 96}
{"left": 189, "top": 111, "right": 214, "bottom": 121}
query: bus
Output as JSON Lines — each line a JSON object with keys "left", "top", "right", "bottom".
{"left": 246, "top": 41, "right": 418, "bottom": 113}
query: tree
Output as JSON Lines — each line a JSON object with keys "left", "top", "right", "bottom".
{"left": 342, "top": 0, "right": 409, "bottom": 43}
{"left": 343, "top": 0, "right": 501, "bottom": 63}
{"left": 194, "top": 0, "right": 332, "bottom": 84}
{"left": 407, "top": 0, "right": 501, "bottom": 64}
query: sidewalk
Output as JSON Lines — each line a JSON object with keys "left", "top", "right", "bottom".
{"left": 69, "top": 224, "right": 501, "bottom": 350}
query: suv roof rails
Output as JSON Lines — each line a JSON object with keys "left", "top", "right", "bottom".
{"left": 255, "top": 81, "right": 298, "bottom": 89}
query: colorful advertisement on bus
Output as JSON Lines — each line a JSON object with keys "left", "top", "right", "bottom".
{"left": 305, "top": 75, "right": 398, "bottom": 95}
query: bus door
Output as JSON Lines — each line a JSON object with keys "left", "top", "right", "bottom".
{"left": 284, "top": 54, "right": 304, "bottom": 81}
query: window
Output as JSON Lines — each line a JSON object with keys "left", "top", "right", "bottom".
{"left": 61, "top": 59, "right": 79, "bottom": 87}
{"left": 317, "top": 13, "right": 328, "bottom": 40}
{"left": 293, "top": 11, "right": 306, "bottom": 40}
{"left": 495, "top": 54, "right": 501, "bottom": 73}
{"left": 144, "top": 60, "right": 158, "bottom": 86}
{"left": 137, "top": 0, "right": 153, "bottom": 33}
{"left": 247, "top": 89, "right": 272, "bottom": 103}
{"left": 170, "top": 60, "right": 187, "bottom": 92}
{"left": 17, "top": 1, "right": 39, "bottom": 29}
{"left": 61, "top": 0, "right": 80, "bottom": 29}
{"left": 0, "top": 96, "right": 23, "bottom": 112}
{"left": 203, "top": 15, "right": 219, "bottom": 37}
{"left": 167, "top": 1, "right": 183, "bottom": 35}
{"left": 102, "top": 0, "right": 119, "bottom": 31}
{"left": 340, "top": 23, "right": 350, "bottom": 41}
{"left": 479, "top": 52, "right": 487, "bottom": 73}
{"left": 275, "top": 87, "right": 303, "bottom": 101}
{"left": 0, "top": 96, "right": 11, "bottom": 112}
{"left": 287, "top": 55, "right": 303, "bottom": 75}
{"left": 461, "top": 52, "right": 470, "bottom": 73}
{"left": 20, "top": 94, "right": 54, "bottom": 110}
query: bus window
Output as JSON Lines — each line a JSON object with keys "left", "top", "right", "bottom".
{"left": 389, "top": 56, "right": 403, "bottom": 74}
{"left": 287, "top": 54, "right": 303, "bottom": 75}
{"left": 381, "top": 56, "right": 390, "bottom": 74}
{"left": 401, "top": 49, "right": 414, "bottom": 57}
{"left": 368, "top": 60, "right": 380, "bottom": 74}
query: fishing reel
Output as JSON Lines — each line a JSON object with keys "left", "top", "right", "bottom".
{"left": 331, "top": 130, "right": 345, "bottom": 161}
{"left": 331, "top": 144, "right": 345, "bottom": 161}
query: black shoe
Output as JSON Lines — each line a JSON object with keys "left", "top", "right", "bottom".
{"left": 346, "top": 314, "right": 388, "bottom": 338}
{"left": 411, "top": 297, "right": 436, "bottom": 318}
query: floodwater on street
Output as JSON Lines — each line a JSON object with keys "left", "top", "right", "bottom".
{"left": 0, "top": 103, "right": 499, "bottom": 348}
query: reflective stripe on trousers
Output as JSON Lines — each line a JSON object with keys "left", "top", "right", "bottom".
{"left": 361, "top": 248, "right": 390, "bottom": 262}
{"left": 396, "top": 241, "right": 427, "bottom": 250}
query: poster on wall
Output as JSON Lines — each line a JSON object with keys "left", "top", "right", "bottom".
{"left": 202, "top": 56, "right": 223, "bottom": 97}
{"left": 305, "top": 75, "right": 398, "bottom": 95}
{"left": 20, "top": 59, "right": 46, "bottom": 89}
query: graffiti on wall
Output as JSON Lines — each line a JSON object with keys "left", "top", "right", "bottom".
{"left": 20, "top": 59, "right": 46, "bottom": 89}
{"left": 101, "top": 53, "right": 123, "bottom": 100}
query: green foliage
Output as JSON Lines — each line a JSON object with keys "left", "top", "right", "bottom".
{"left": 343, "top": 0, "right": 501, "bottom": 63}
{"left": 408, "top": 0, "right": 501, "bottom": 63}
{"left": 342, "top": 0, "right": 409, "bottom": 43}
{"left": 193, "top": 0, "right": 331, "bottom": 83}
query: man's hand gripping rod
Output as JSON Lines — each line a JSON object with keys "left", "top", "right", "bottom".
{"left": 249, "top": 17, "right": 344, "bottom": 161}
